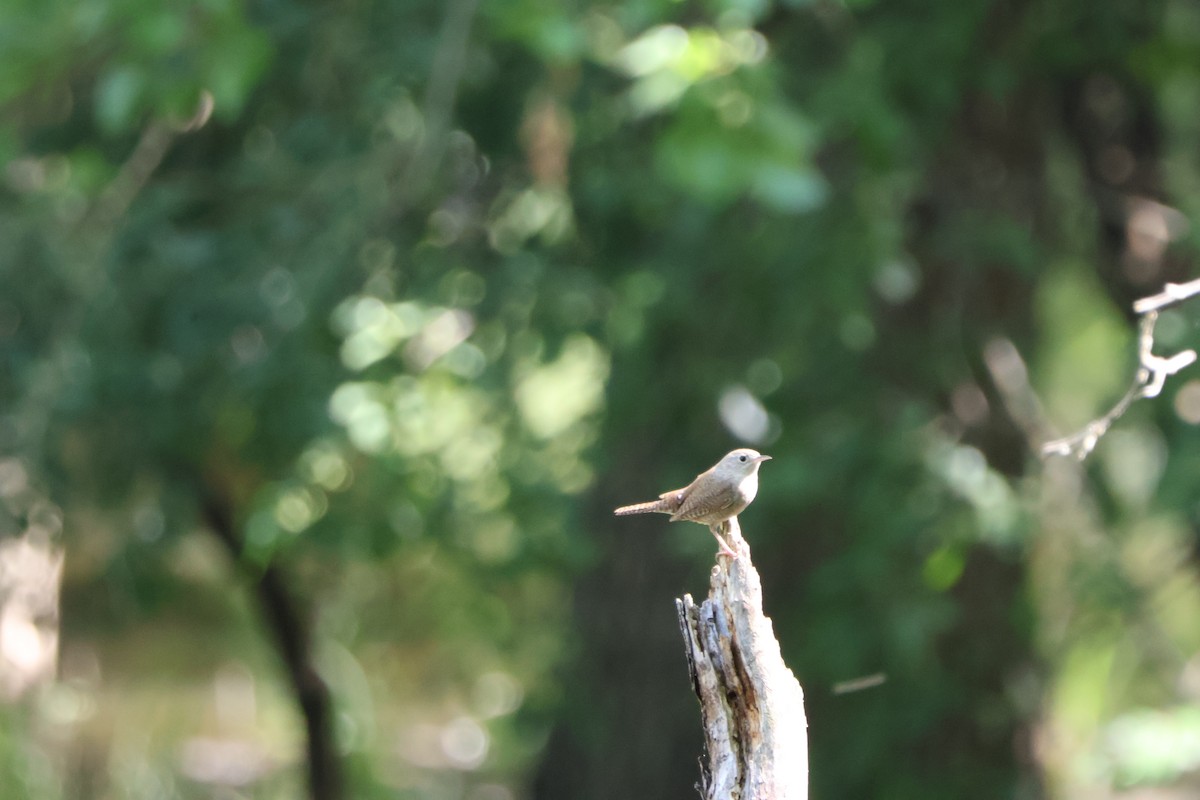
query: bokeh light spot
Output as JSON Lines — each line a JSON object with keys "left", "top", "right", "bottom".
{"left": 1175, "top": 379, "right": 1200, "bottom": 424}
{"left": 746, "top": 358, "right": 782, "bottom": 396}
{"left": 515, "top": 335, "right": 609, "bottom": 439}
{"left": 718, "top": 384, "right": 769, "bottom": 443}
{"left": 441, "top": 716, "right": 488, "bottom": 770}
{"left": 473, "top": 671, "right": 524, "bottom": 719}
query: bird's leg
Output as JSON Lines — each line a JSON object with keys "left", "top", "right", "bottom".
{"left": 709, "top": 521, "right": 739, "bottom": 559}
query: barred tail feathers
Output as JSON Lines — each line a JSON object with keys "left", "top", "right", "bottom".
{"left": 614, "top": 499, "right": 667, "bottom": 516}
{"left": 614, "top": 489, "right": 685, "bottom": 517}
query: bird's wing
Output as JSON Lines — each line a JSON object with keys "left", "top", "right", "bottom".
{"left": 656, "top": 489, "right": 686, "bottom": 513}
{"left": 670, "top": 483, "right": 738, "bottom": 523}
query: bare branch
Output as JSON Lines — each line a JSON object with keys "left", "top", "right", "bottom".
{"left": 84, "top": 90, "right": 216, "bottom": 251}
{"left": 1042, "top": 291, "right": 1199, "bottom": 460}
{"left": 1132, "top": 278, "right": 1200, "bottom": 314}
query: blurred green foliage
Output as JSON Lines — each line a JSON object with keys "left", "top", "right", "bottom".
{"left": 4, "top": 0, "right": 1200, "bottom": 798}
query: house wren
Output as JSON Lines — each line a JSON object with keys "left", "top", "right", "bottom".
{"left": 613, "top": 449, "right": 772, "bottom": 558}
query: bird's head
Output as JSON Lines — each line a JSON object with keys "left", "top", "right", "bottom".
{"left": 716, "top": 448, "right": 772, "bottom": 479}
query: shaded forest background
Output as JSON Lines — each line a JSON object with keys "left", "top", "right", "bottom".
{"left": 4, "top": 0, "right": 1200, "bottom": 798}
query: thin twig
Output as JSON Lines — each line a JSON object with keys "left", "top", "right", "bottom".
{"left": 85, "top": 91, "right": 215, "bottom": 246}
{"left": 401, "top": 0, "right": 479, "bottom": 203}
{"left": 1042, "top": 290, "right": 1199, "bottom": 459}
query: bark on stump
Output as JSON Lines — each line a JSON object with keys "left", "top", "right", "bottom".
{"left": 676, "top": 518, "right": 808, "bottom": 800}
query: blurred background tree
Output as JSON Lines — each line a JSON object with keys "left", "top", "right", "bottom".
{"left": 4, "top": 0, "right": 1200, "bottom": 798}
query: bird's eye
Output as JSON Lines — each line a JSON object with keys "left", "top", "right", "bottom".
{"left": 738, "top": 455, "right": 747, "bottom": 462}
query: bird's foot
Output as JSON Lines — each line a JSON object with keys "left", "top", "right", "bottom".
{"left": 710, "top": 524, "right": 739, "bottom": 559}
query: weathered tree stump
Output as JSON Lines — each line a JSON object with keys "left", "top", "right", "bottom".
{"left": 675, "top": 518, "right": 808, "bottom": 800}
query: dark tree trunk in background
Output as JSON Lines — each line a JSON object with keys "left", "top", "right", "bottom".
{"left": 199, "top": 486, "right": 343, "bottom": 800}
{"left": 532, "top": 480, "right": 706, "bottom": 799}
{"left": 1061, "top": 70, "right": 1185, "bottom": 306}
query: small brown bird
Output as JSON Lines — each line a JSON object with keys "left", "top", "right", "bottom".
{"left": 614, "top": 449, "right": 772, "bottom": 557}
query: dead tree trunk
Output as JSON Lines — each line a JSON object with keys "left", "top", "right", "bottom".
{"left": 675, "top": 518, "right": 808, "bottom": 800}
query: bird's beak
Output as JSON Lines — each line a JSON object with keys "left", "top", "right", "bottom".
{"left": 755, "top": 454, "right": 772, "bottom": 462}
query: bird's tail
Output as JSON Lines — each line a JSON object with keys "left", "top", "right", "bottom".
{"left": 613, "top": 499, "right": 667, "bottom": 516}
